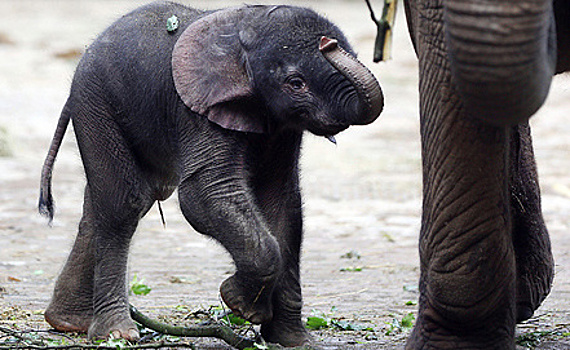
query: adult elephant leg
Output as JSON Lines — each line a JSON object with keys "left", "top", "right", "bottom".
{"left": 510, "top": 123, "right": 554, "bottom": 322}
{"left": 404, "top": 1, "right": 522, "bottom": 347}
{"left": 408, "top": 106, "right": 517, "bottom": 349}
{"left": 45, "top": 188, "right": 96, "bottom": 333}
{"left": 177, "top": 156, "right": 282, "bottom": 325}
{"left": 405, "top": 6, "right": 517, "bottom": 343}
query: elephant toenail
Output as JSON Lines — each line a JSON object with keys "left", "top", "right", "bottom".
{"left": 111, "top": 330, "right": 121, "bottom": 339}
{"left": 128, "top": 328, "right": 139, "bottom": 340}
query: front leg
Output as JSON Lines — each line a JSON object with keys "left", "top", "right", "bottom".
{"left": 178, "top": 163, "right": 282, "bottom": 325}
{"left": 252, "top": 131, "right": 309, "bottom": 346}
{"left": 258, "top": 189, "right": 309, "bottom": 347}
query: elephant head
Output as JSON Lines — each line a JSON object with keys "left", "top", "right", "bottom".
{"left": 172, "top": 5, "right": 383, "bottom": 136}
{"left": 443, "top": 0, "right": 557, "bottom": 126}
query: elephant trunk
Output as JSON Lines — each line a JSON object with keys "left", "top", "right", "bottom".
{"left": 444, "top": 0, "right": 556, "bottom": 127}
{"left": 319, "top": 36, "right": 383, "bottom": 125}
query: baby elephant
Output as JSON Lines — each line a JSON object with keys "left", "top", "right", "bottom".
{"left": 39, "top": 1, "right": 382, "bottom": 347}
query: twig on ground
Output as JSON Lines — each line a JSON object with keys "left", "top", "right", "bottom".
{"left": 129, "top": 304, "right": 317, "bottom": 350}
{"left": 0, "top": 325, "right": 195, "bottom": 349}
{"left": 0, "top": 326, "right": 45, "bottom": 346}
{"left": 0, "top": 306, "right": 316, "bottom": 350}
{"left": 130, "top": 304, "right": 255, "bottom": 349}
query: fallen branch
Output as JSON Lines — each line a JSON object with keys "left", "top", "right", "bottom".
{"left": 0, "top": 306, "right": 315, "bottom": 350}
{"left": 130, "top": 304, "right": 254, "bottom": 349}
{"left": 129, "top": 304, "right": 317, "bottom": 350}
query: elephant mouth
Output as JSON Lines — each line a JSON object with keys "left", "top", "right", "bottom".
{"left": 306, "top": 123, "right": 348, "bottom": 137}
{"left": 287, "top": 110, "right": 349, "bottom": 137}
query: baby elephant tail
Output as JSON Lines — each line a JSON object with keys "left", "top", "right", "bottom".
{"left": 39, "top": 105, "right": 71, "bottom": 223}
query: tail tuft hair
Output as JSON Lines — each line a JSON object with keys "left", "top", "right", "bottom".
{"left": 38, "top": 185, "right": 54, "bottom": 224}
{"left": 39, "top": 103, "right": 71, "bottom": 225}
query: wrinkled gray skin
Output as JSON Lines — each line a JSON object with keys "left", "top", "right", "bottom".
{"left": 38, "top": 2, "right": 383, "bottom": 347}
{"left": 403, "top": 0, "right": 570, "bottom": 348}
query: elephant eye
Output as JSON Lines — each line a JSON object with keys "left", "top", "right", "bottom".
{"left": 286, "top": 76, "right": 308, "bottom": 92}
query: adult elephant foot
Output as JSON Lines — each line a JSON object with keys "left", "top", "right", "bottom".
{"left": 513, "top": 215, "right": 554, "bottom": 324}
{"left": 406, "top": 314, "right": 515, "bottom": 350}
{"left": 87, "top": 313, "right": 139, "bottom": 341}
{"left": 220, "top": 273, "right": 275, "bottom": 324}
{"left": 515, "top": 245, "right": 553, "bottom": 322}
{"left": 510, "top": 123, "right": 554, "bottom": 322}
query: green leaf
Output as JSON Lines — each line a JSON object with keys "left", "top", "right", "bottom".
{"left": 224, "top": 313, "right": 248, "bottom": 326}
{"left": 340, "top": 266, "right": 363, "bottom": 272}
{"left": 306, "top": 316, "right": 329, "bottom": 330}
{"left": 401, "top": 313, "right": 415, "bottom": 329}
{"left": 331, "top": 319, "right": 362, "bottom": 331}
{"left": 130, "top": 274, "right": 152, "bottom": 296}
{"left": 405, "top": 300, "right": 417, "bottom": 306}
{"left": 330, "top": 305, "right": 338, "bottom": 313}
{"left": 385, "top": 313, "right": 415, "bottom": 336}
{"left": 131, "top": 283, "right": 151, "bottom": 296}
{"left": 101, "top": 337, "right": 129, "bottom": 349}
{"left": 242, "top": 344, "right": 269, "bottom": 350}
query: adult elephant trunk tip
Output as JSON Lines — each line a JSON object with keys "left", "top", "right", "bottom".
{"left": 319, "top": 36, "right": 384, "bottom": 125}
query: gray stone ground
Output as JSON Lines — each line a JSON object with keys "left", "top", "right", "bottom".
{"left": 0, "top": 1, "right": 569, "bottom": 349}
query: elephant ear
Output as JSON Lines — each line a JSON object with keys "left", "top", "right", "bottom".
{"left": 172, "top": 8, "right": 266, "bottom": 133}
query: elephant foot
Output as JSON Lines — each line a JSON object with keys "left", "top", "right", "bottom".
{"left": 45, "top": 270, "right": 95, "bottom": 334}
{"left": 261, "top": 316, "right": 311, "bottom": 347}
{"left": 515, "top": 262, "right": 553, "bottom": 323}
{"left": 44, "top": 306, "right": 92, "bottom": 333}
{"left": 516, "top": 302, "right": 534, "bottom": 323}
{"left": 407, "top": 323, "right": 515, "bottom": 350}
{"left": 513, "top": 226, "right": 554, "bottom": 323}
{"left": 220, "top": 273, "right": 274, "bottom": 324}
{"left": 87, "top": 313, "right": 139, "bottom": 341}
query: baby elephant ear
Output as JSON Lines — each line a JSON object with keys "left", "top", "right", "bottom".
{"left": 172, "top": 8, "right": 265, "bottom": 133}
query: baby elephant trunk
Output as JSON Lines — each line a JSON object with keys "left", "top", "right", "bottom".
{"left": 319, "top": 36, "right": 384, "bottom": 125}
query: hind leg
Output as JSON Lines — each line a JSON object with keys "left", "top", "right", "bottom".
{"left": 46, "top": 169, "right": 152, "bottom": 340}
{"left": 46, "top": 104, "right": 154, "bottom": 340}
{"left": 87, "top": 194, "right": 152, "bottom": 341}
{"left": 510, "top": 123, "right": 554, "bottom": 322}
{"left": 45, "top": 188, "right": 96, "bottom": 333}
